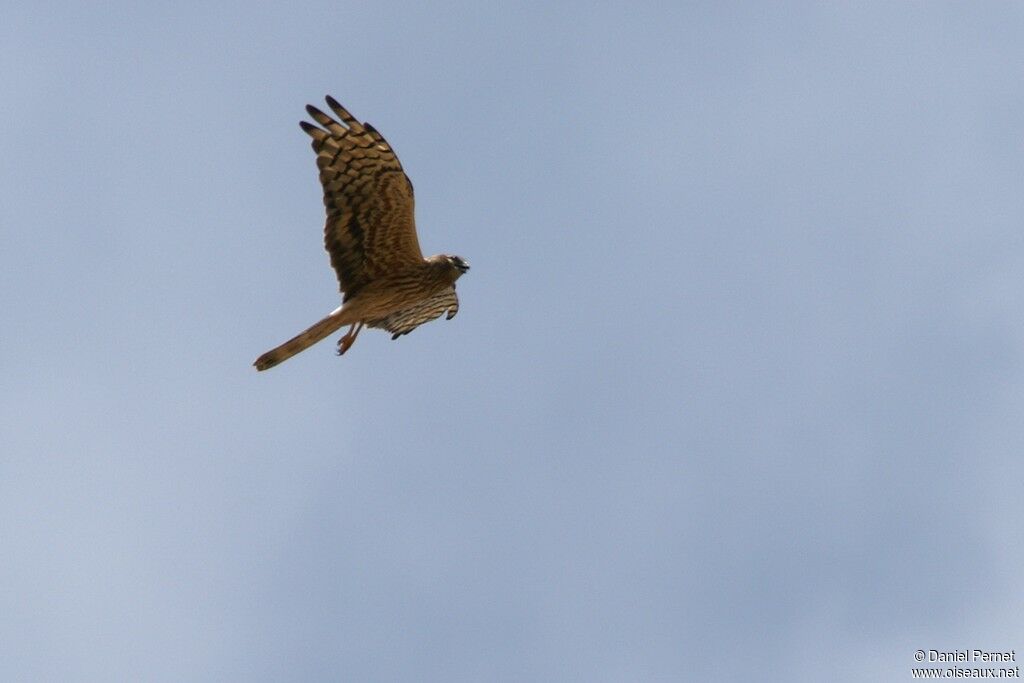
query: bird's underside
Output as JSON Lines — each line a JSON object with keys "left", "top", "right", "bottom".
{"left": 253, "top": 96, "right": 468, "bottom": 372}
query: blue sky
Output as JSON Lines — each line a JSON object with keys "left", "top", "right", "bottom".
{"left": 2, "top": 2, "right": 1023, "bottom": 681}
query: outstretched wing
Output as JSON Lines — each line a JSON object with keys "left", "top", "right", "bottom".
{"left": 301, "top": 96, "right": 423, "bottom": 300}
{"left": 365, "top": 287, "right": 459, "bottom": 339}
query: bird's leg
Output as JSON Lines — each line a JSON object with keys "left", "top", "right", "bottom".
{"left": 336, "top": 322, "right": 364, "bottom": 355}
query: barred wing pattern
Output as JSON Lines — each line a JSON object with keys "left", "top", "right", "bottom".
{"left": 366, "top": 287, "right": 460, "bottom": 339}
{"left": 301, "top": 96, "right": 423, "bottom": 300}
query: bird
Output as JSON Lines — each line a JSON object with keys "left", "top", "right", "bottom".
{"left": 254, "top": 96, "right": 469, "bottom": 371}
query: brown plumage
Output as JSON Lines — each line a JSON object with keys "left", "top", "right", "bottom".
{"left": 254, "top": 96, "right": 469, "bottom": 372}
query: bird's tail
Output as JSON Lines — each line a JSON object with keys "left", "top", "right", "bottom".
{"left": 254, "top": 307, "right": 349, "bottom": 371}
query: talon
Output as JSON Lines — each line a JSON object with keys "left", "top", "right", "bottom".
{"left": 335, "top": 322, "right": 363, "bottom": 356}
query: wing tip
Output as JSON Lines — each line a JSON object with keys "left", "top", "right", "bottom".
{"left": 298, "top": 120, "right": 323, "bottom": 140}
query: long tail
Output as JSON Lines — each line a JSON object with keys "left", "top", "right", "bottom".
{"left": 254, "top": 307, "right": 349, "bottom": 371}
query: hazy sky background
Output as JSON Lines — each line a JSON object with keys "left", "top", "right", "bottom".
{"left": 2, "top": 2, "right": 1023, "bottom": 681}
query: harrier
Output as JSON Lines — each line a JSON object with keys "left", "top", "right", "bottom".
{"left": 254, "top": 96, "right": 469, "bottom": 371}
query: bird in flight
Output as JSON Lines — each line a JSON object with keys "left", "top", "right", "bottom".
{"left": 254, "top": 96, "right": 469, "bottom": 371}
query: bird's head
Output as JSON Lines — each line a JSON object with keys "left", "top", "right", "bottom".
{"left": 446, "top": 255, "right": 471, "bottom": 279}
